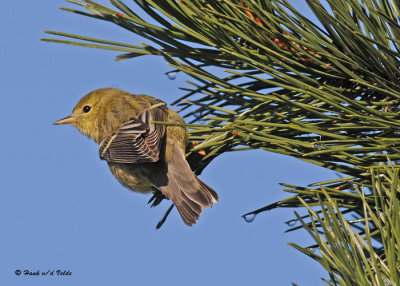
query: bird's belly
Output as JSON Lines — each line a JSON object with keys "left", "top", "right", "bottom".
{"left": 107, "top": 163, "right": 154, "bottom": 194}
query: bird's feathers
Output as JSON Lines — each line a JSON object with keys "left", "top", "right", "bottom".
{"left": 157, "top": 139, "right": 218, "bottom": 226}
{"left": 99, "top": 103, "right": 168, "bottom": 163}
{"left": 59, "top": 88, "right": 218, "bottom": 227}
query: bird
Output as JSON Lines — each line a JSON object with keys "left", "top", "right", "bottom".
{"left": 54, "top": 88, "right": 218, "bottom": 228}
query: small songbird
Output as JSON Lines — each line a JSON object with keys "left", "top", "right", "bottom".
{"left": 54, "top": 88, "right": 218, "bottom": 227}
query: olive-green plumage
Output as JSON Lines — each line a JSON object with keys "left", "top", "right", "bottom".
{"left": 54, "top": 88, "right": 218, "bottom": 227}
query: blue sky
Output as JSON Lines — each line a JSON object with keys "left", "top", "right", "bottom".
{"left": 2, "top": 1, "right": 335, "bottom": 285}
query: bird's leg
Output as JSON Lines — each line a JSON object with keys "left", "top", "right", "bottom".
{"left": 147, "top": 188, "right": 167, "bottom": 207}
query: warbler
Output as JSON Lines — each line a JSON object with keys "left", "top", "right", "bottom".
{"left": 54, "top": 88, "right": 218, "bottom": 227}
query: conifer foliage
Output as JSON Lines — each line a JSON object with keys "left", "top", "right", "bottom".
{"left": 43, "top": 1, "right": 400, "bottom": 283}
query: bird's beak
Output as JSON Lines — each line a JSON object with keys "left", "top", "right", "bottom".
{"left": 53, "top": 115, "right": 76, "bottom": 125}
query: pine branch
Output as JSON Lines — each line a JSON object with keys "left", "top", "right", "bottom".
{"left": 42, "top": 0, "right": 400, "bottom": 228}
{"left": 288, "top": 165, "right": 400, "bottom": 285}
{"left": 42, "top": 1, "right": 400, "bottom": 282}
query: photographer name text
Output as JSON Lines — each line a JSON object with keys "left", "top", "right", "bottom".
{"left": 15, "top": 269, "right": 72, "bottom": 276}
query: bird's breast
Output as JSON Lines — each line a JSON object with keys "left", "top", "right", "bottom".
{"left": 107, "top": 162, "right": 154, "bottom": 194}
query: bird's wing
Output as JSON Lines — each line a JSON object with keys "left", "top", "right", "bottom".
{"left": 99, "top": 103, "right": 167, "bottom": 163}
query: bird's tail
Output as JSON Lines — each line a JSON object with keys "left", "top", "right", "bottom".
{"left": 158, "top": 142, "right": 218, "bottom": 226}
{"left": 174, "top": 176, "right": 218, "bottom": 226}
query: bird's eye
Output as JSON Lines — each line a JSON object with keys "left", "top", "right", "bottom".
{"left": 83, "top": 105, "right": 91, "bottom": 113}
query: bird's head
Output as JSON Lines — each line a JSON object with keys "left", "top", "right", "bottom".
{"left": 53, "top": 88, "right": 112, "bottom": 143}
{"left": 54, "top": 88, "right": 156, "bottom": 143}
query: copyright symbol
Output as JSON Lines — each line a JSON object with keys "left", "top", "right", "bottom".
{"left": 15, "top": 269, "right": 21, "bottom": 276}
